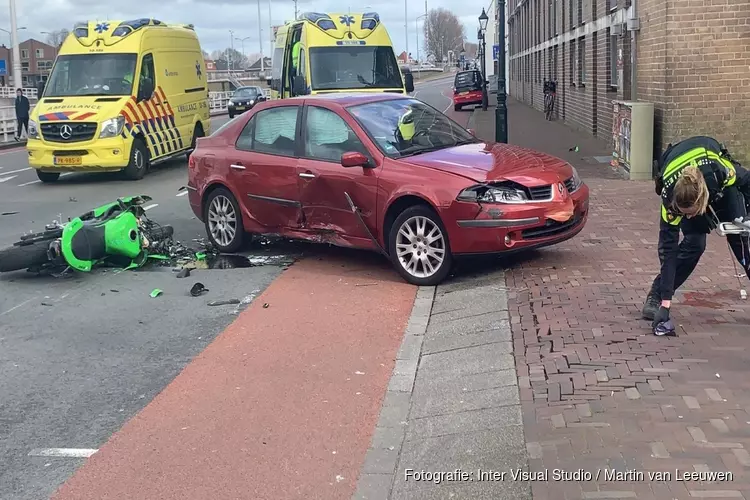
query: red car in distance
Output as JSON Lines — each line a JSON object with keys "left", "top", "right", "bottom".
{"left": 187, "top": 93, "right": 589, "bottom": 286}
{"left": 453, "top": 69, "right": 484, "bottom": 111}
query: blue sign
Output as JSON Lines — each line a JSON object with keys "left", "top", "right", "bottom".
{"left": 0, "top": 60, "right": 6, "bottom": 75}
{"left": 493, "top": 44, "right": 500, "bottom": 61}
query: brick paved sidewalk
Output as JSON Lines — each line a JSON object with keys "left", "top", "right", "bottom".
{"left": 473, "top": 97, "right": 750, "bottom": 499}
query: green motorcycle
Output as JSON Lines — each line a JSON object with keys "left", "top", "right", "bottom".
{"left": 0, "top": 195, "right": 173, "bottom": 274}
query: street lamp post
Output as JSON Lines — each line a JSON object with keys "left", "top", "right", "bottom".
{"left": 8, "top": 0, "right": 23, "bottom": 89}
{"left": 235, "top": 36, "right": 251, "bottom": 69}
{"left": 478, "top": 8, "right": 488, "bottom": 111}
{"left": 256, "top": 0, "right": 264, "bottom": 74}
{"left": 495, "top": 0, "right": 508, "bottom": 143}
{"left": 228, "top": 29, "right": 235, "bottom": 71}
{"left": 415, "top": 14, "right": 426, "bottom": 66}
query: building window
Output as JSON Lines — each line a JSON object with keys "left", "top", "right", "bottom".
{"left": 35, "top": 48, "right": 44, "bottom": 58}
{"left": 568, "top": 0, "right": 573, "bottom": 31}
{"left": 36, "top": 60, "right": 53, "bottom": 71}
{"left": 21, "top": 61, "right": 29, "bottom": 71}
{"left": 580, "top": 37, "right": 586, "bottom": 83}
{"left": 577, "top": 0, "right": 583, "bottom": 25}
{"left": 569, "top": 42, "right": 575, "bottom": 84}
{"left": 609, "top": 0, "right": 617, "bottom": 11}
{"left": 608, "top": 31, "right": 618, "bottom": 86}
{"left": 21, "top": 49, "right": 28, "bottom": 59}
{"left": 552, "top": 0, "right": 557, "bottom": 36}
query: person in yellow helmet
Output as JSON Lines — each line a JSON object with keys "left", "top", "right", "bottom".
{"left": 396, "top": 107, "right": 416, "bottom": 147}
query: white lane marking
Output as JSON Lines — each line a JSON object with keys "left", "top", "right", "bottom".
{"left": 18, "top": 173, "right": 72, "bottom": 186}
{"left": 0, "top": 297, "right": 38, "bottom": 317}
{"left": 0, "top": 175, "right": 17, "bottom": 183}
{"left": 176, "top": 190, "right": 188, "bottom": 197}
{"left": 2, "top": 167, "right": 31, "bottom": 175}
{"left": 142, "top": 203, "right": 158, "bottom": 211}
{"left": 28, "top": 448, "right": 98, "bottom": 458}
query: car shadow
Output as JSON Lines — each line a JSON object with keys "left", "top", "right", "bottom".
{"left": 45, "top": 157, "right": 188, "bottom": 185}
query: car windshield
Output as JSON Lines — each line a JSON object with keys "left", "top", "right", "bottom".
{"left": 309, "top": 46, "right": 403, "bottom": 91}
{"left": 44, "top": 54, "right": 138, "bottom": 97}
{"left": 233, "top": 88, "right": 259, "bottom": 99}
{"left": 347, "top": 98, "right": 479, "bottom": 158}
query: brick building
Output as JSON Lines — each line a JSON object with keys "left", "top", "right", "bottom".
{"left": 0, "top": 39, "right": 58, "bottom": 88}
{"left": 507, "top": 0, "right": 750, "bottom": 163}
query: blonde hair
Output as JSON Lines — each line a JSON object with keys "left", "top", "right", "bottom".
{"left": 672, "top": 166, "right": 709, "bottom": 217}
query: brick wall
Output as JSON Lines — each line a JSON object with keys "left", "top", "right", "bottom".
{"left": 509, "top": 0, "right": 750, "bottom": 164}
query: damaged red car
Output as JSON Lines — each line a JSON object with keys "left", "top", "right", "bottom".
{"left": 187, "top": 93, "right": 589, "bottom": 286}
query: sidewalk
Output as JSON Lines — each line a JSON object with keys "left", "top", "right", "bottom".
{"left": 468, "top": 97, "right": 750, "bottom": 499}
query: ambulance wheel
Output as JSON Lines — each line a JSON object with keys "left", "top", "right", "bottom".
{"left": 36, "top": 171, "right": 60, "bottom": 183}
{"left": 186, "top": 123, "right": 205, "bottom": 162}
{"left": 122, "top": 139, "right": 149, "bottom": 180}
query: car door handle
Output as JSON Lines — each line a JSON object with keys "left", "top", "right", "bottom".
{"left": 299, "top": 172, "right": 315, "bottom": 178}
{"left": 230, "top": 164, "right": 246, "bottom": 170}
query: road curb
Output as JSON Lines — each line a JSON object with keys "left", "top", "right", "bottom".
{"left": 352, "top": 285, "right": 435, "bottom": 500}
{"left": 0, "top": 140, "right": 24, "bottom": 150}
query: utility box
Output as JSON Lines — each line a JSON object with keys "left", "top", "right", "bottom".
{"left": 611, "top": 100, "right": 654, "bottom": 181}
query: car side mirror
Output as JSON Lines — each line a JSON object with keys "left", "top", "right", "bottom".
{"left": 404, "top": 73, "right": 414, "bottom": 93}
{"left": 341, "top": 151, "right": 370, "bottom": 168}
{"left": 292, "top": 75, "right": 307, "bottom": 96}
{"left": 138, "top": 78, "right": 154, "bottom": 102}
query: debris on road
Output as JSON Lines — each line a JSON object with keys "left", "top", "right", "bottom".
{"left": 41, "top": 302, "right": 53, "bottom": 306}
{"left": 207, "top": 299, "right": 241, "bottom": 306}
{"left": 176, "top": 268, "right": 191, "bottom": 278}
{"left": 1, "top": 211, "right": 18, "bottom": 216}
{"left": 190, "top": 283, "right": 209, "bottom": 297}
{"left": 69, "top": 197, "right": 77, "bottom": 202}
{"left": 150, "top": 289, "right": 163, "bottom": 298}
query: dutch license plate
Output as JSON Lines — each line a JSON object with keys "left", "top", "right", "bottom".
{"left": 236, "top": 106, "right": 245, "bottom": 110}
{"left": 53, "top": 156, "right": 82, "bottom": 166}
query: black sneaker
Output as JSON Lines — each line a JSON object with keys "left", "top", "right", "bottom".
{"left": 641, "top": 292, "right": 660, "bottom": 320}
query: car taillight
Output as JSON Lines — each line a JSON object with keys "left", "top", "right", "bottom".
{"left": 188, "top": 153, "right": 196, "bottom": 169}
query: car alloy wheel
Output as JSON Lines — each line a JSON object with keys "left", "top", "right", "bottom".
{"left": 395, "top": 215, "right": 447, "bottom": 280}
{"left": 207, "top": 194, "right": 238, "bottom": 248}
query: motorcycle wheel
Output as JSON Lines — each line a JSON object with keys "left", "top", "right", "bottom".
{"left": 149, "top": 225, "right": 174, "bottom": 242}
{"left": 0, "top": 242, "right": 51, "bottom": 272}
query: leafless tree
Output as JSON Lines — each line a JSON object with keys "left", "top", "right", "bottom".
{"left": 201, "top": 50, "right": 209, "bottom": 60}
{"left": 45, "top": 29, "right": 70, "bottom": 47}
{"left": 423, "top": 8, "right": 465, "bottom": 62}
{"left": 463, "top": 42, "right": 478, "bottom": 59}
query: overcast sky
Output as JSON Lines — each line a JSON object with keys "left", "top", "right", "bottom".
{"left": 0, "top": 0, "right": 488, "bottom": 60}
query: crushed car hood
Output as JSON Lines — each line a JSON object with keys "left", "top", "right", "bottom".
{"left": 400, "top": 142, "right": 574, "bottom": 184}
{"left": 33, "top": 96, "right": 127, "bottom": 124}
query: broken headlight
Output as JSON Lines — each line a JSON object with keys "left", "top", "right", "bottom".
{"left": 457, "top": 184, "right": 529, "bottom": 204}
{"left": 569, "top": 166, "right": 583, "bottom": 191}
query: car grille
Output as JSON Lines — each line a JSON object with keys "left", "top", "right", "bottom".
{"left": 521, "top": 213, "right": 583, "bottom": 239}
{"left": 41, "top": 122, "right": 97, "bottom": 143}
{"left": 53, "top": 150, "right": 88, "bottom": 156}
{"left": 526, "top": 176, "right": 578, "bottom": 201}
{"left": 528, "top": 185, "right": 552, "bottom": 200}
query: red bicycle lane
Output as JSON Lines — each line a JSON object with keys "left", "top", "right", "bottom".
{"left": 52, "top": 254, "right": 417, "bottom": 500}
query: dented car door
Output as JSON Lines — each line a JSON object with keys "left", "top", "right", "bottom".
{"left": 297, "top": 105, "right": 379, "bottom": 241}
{"left": 231, "top": 105, "right": 303, "bottom": 229}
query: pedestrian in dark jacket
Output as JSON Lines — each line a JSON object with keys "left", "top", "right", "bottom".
{"left": 14, "top": 88, "right": 30, "bottom": 142}
{"left": 641, "top": 136, "right": 750, "bottom": 335}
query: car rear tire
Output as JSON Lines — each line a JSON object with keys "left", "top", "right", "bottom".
{"left": 204, "top": 187, "right": 245, "bottom": 253}
{"left": 36, "top": 171, "right": 60, "bottom": 183}
{"left": 388, "top": 205, "right": 452, "bottom": 286}
{"left": 454, "top": 104, "right": 462, "bottom": 111}
{"left": 122, "top": 138, "right": 149, "bottom": 180}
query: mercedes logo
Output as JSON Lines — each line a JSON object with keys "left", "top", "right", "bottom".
{"left": 59, "top": 124, "right": 72, "bottom": 140}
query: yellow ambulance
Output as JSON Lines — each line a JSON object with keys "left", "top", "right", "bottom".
{"left": 268, "top": 12, "right": 414, "bottom": 99}
{"left": 27, "top": 19, "right": 210, "bottom": 182}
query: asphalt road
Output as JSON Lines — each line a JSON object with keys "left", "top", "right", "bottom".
{"left": 0, "top": 75, "right": 463, "bottom": 500}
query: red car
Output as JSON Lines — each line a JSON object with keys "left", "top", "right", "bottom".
{"left": 187, "top": 93, "right": 589, "bottom": 286}
{"left": 453, "top": 69, "right": 484, "bottom": 111}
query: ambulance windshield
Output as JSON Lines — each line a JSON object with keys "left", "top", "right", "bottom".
{"left": 309, "top": 46, "right": 403, "bottom": 91}
{"left": 45, "top": 54, "right": 138, "bottom": 97}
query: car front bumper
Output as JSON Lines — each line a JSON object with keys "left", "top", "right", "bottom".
{"left": 447, "top": 183, "right": 590, "bottom": 255}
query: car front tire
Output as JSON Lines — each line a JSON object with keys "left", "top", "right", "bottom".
{"left": 388, "top": 205, "right": 452, "bottom": 286}
{"left": 204, "top": 187, "right": 246, "bottom": 253}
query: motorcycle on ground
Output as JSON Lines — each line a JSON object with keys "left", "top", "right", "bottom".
{"left": 0, "top": 195, "right": 173, "bottom": 274}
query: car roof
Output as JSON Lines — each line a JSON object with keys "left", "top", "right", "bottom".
{"left": 285, "top": 92, "right": 412, "bottom": 106}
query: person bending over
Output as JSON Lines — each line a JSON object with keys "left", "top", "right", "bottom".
{"left": 641, "top": 136, "right": 750, "bottom": 335}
